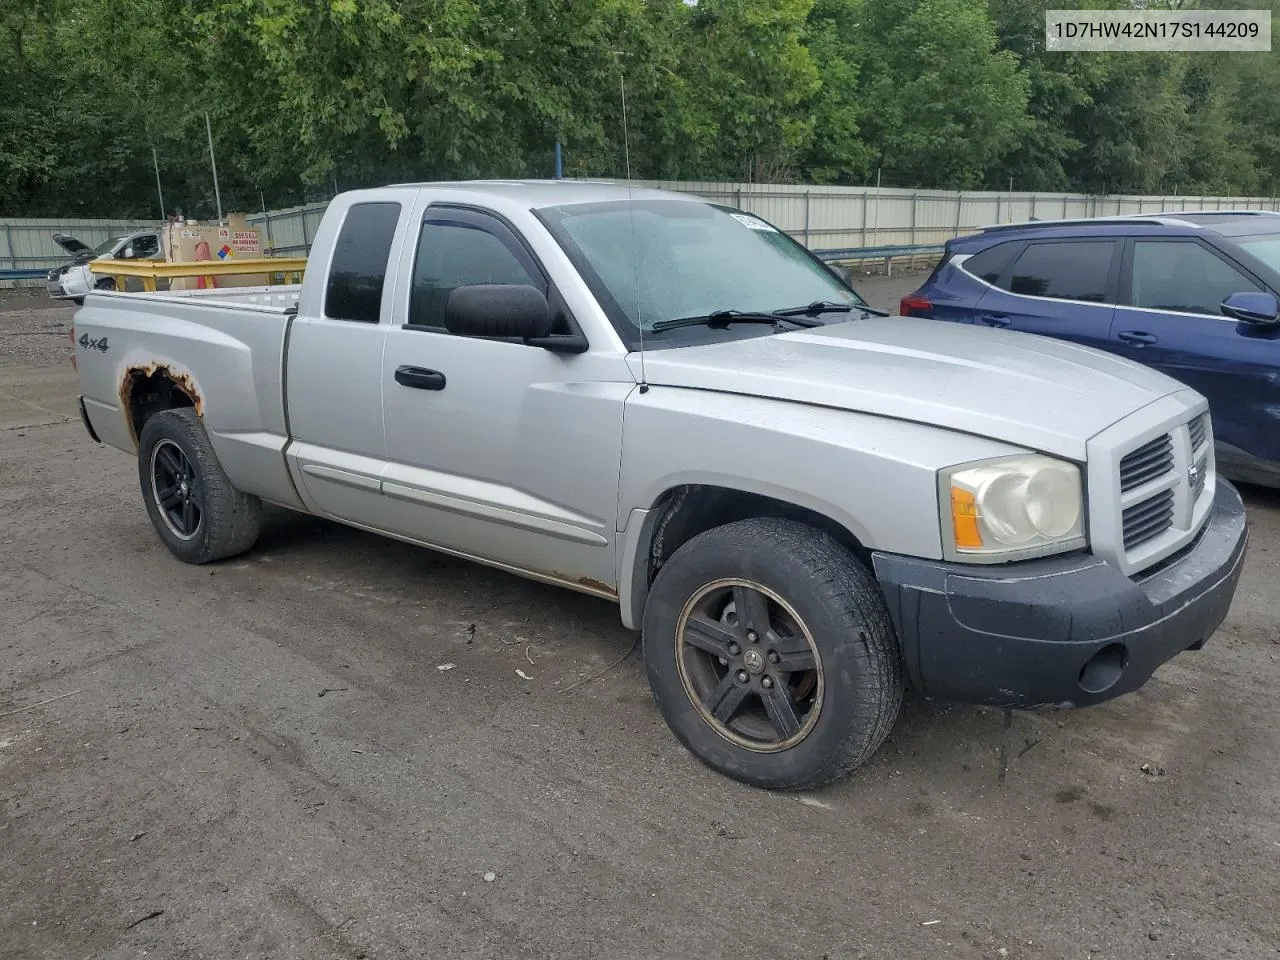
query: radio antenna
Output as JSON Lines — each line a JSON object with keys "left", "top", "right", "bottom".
{"left": 620, "top": 71, "right": 632, "bottom": 182}
{"left": 614, "top": 52, "right": 647, "bottom": 390}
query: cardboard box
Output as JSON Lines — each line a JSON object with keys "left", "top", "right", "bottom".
{"left": 163, "top": 215, "right": 268, "bottom": 289}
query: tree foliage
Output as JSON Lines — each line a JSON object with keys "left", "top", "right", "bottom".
{"left": 2, "top": 0, "right": 1279, "bottom": 218}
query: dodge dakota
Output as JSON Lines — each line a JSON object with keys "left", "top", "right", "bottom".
{"left": 70, "top": 180, "right": 1249, "bottom": 789}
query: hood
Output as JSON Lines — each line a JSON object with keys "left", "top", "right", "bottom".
{"left": 633, "top": 316, "right": 1187, "bottom": 460}
{"left": 52, "top": 232, "right": 96, "bottom": 257}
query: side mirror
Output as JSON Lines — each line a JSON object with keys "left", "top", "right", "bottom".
{"left": 1221, "top": 291, "right": 1280, "bottom": 325}
{"left": 826, "top": 262, "right": 854, "bottom": 286}
{"left": 444, "top": 284, "right": 553, "bottom": 340}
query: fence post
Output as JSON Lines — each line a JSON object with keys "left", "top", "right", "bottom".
{"left": 861, "top": 191, "right": 868, "bottom": 248}
{"left": 300, "top": 207, "right": 311, "bottom": 252}
{"left": 3, "top": 225, "right": 15, "bottom": 271}
{"left": 1031, "top": 194, "right": 1037, "bottom": 220}
{"left": 803, "top": 190, "right": 811, "bottom": 248}
{"left": 953, "top": 191, "right": 963, "bottom": 239}
{"left": 996, "top": 194, "right": 1002, "bottom": 224}
{"left": 910, "top": 192, "right": 917, "bottom": 247}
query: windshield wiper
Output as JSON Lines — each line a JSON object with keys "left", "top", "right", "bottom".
{"left": 651, "top": 309, "right": 824, "bottom": 333}
{"left": 774, "top": 300, "right": 890, "bottom": 318}
{"left": 772, "top": 300, "right": 857, "bottom": 317}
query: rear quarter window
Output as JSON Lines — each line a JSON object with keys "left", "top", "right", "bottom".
{"left": 325, "top": 201, "right": 403, "bottom": 323}
{"left": 958, "top": 241, "right": 1020, "bottom": 284}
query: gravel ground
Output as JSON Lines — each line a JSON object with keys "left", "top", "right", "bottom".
{"left": 0, "top": 293, "right": 74, "bottom": 370}
{"left": 2, "top": 281, "right": 1278, "bottom": 960}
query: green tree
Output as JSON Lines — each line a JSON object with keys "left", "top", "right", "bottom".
{"left": 800, "top": 0, "right": 873, "bottom": 184}
{"left": 666, "top": 0, "right": 822, "bottom": 181}
{"left": 852, "top": 0, "right": 1031, "bottom": 188}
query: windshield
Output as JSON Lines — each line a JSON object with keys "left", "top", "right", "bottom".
{"left": 535, "top": 198, "right": 866, "bottom": 348}
{"left": 1235, "top": 234, "right": 1280, "bottom": 275}
{"left": 94, "top": 236, "right": 125, "bottom": 256}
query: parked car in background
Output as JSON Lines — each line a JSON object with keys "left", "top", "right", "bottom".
{"left": 47, "top": 229, "right": 164, "bottom": 304}
{"left": 901, "top": 212, "right": 1280, "bottom": 486}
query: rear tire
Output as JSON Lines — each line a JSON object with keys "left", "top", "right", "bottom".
{"left": 642, "top": 517, "right": 903, "bottom": 790}
{"left": 137, "top": 408, "right": 262, "bottom": 564}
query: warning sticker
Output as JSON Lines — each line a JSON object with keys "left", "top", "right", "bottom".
{"left": 217, "top": 228, "right": 230, "bottom": 240}
{"left": 230, "top": 231, "right": 260, "bottom": 254}
{"left": 730, "top": 213, "right": 777, "bottom": 232}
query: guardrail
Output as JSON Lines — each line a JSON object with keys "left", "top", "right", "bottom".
{"left": 816, "top": 242, "right": 945, "bottom": 277}
{"left": 88, "top": 257, "right": 308, "bottom": 292}
{"left": 0, "top": 268, "right": 49, "bottom": 282}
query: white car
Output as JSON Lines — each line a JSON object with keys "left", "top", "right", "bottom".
{"left": 47, "top": 230, "right": 164, "bottom": 304}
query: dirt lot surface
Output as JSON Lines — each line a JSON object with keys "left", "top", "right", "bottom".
{"left": 2, "top": 280, "right": 1278, "bottom": 960}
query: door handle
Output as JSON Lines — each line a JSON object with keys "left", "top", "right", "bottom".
{"left": 1117, "top": 330, "right": 1157, "bottom": 346}
{"left": 394, "top": 365, "right": 447, "bottom": 390}
{"left": 979, "top": 314, "right": 1010, "bottom": 328}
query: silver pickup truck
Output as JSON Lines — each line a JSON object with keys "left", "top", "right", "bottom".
{"left": 71, "top": 180, "right": 1249, "bottom": 790}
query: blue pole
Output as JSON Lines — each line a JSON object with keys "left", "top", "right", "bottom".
{"left": 554, "top": 141, "right": 563, "bottom": 179}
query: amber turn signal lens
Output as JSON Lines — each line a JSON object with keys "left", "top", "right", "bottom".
{"left": 950, "top": 486, "right": 983, "bottom": 549}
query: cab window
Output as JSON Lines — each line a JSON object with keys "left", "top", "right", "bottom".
{"left": 408, "top": 209, "right": 548, "bottom": 332}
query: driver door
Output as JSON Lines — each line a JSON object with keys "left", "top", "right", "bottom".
{"left": 376, "top": 203, "right": 635, "bottom": 592}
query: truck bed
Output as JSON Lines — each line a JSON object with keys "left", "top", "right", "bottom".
{"left": 140, "top": 284, "right": 302, "bottom": 310}
{"left": 72, "top": 286, "right": 306, "bottom": 513}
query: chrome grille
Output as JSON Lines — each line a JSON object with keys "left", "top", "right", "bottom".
{"left": 1099, "top": 406, "right": 1215, "bottom": 577}
{"left": 1119, "top": 434, "right": 1174, "bottom": 492}
{"left": 1189, "top": 414, "right": 1207, "bottom": 451}
{"left": 1123, "top": 488, "right": 1175, "bottom": 550}
{"left": 1192, "top": 453, "right": 1208, "bottom": 500}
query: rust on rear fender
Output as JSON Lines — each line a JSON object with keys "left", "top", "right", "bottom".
{"left": 119, "top": 361, "right": 205, "bottom": 445}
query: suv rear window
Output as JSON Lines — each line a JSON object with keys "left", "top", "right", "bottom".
{"left": 959, "top": 241, "right": 1020, "bottom": 284}
{"left": 1003, "top": 240, "right": 1116, "bottom": 303}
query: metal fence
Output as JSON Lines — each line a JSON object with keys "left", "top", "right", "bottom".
{"left": 6, "top": 183, "right": 1280, "bottom": 289}
{"left": 0, "top": 217, "right": 158, "bottom": 286}
{"left": 627, "top": 181, "right": 1280, "bottom": 253}
{"left": 248, "top": 201, "right": 331, "bottom": 258}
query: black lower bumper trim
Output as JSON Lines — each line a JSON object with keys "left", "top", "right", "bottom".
{"left": 872, "top": 480, "right": 1249, "bottom": 709}
{"left": 77, "top": 395, "right": 101, "bottom": 444}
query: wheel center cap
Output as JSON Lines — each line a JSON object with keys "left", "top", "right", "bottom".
{"left": 180, "top": 482, "right": 189, "bottom": 495}
{"left": 742, "top": 648, "right": 765, "bottom": 674}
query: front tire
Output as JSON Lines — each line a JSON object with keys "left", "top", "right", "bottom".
{"left": 642, "top": 517, "right": 903, "bottom": 790}
{"left": 137, "top": 408, "right": 262, "bottom": 563}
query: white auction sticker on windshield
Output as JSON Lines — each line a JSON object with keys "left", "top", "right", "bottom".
{"left": 730, "top": 213, "right": 777, "bottom": 232}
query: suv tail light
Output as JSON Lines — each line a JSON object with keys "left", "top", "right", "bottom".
{"left": 899, "top": 294, "right": 932, "bottom": 317}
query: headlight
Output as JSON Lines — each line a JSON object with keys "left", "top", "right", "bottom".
{"left": 940, "top": 454, "right": 1086, "bottom": 562}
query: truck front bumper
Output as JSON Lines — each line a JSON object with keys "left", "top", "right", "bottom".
{"left": 872, "top": 480, "right": 1248, "bottom": 709}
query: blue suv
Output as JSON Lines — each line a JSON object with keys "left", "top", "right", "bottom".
{"left": 901, "top": 212, "right": 1280, "bottom": 486}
